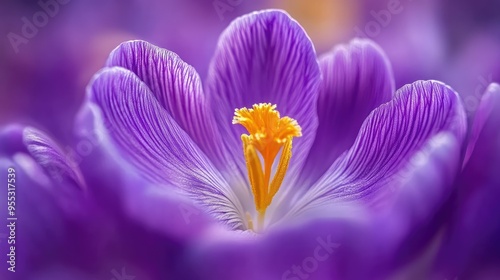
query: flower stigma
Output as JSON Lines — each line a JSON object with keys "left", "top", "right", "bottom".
{"left": 233, "top": 103, "right": 302, "bottom": 232}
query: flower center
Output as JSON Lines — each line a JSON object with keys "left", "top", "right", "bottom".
{"left": 233, "top": 103, "right": 301, "bottom": 231}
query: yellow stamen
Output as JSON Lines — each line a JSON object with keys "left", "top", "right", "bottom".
{"left": 233, "top": 103, "right": 301, "bottom": 230}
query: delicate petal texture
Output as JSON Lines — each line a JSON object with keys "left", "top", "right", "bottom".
{"left": 435, "top": 83, "right": 500, "bottom": 278}
{"left": 291, "top": 81, "right": 467, "bottom": 216}
{"left": 86, "top": 67, "right": 245, "bottom": 229}
{"left": 76, "top": 133, "right": 216, "bottom": 240}
{"left": 23, "top": 127, "right": 86, "bottom": 189}
{"left": 300, "top": 38, "right": 395, "bottom": 187}
{"left": 205, "top": 9, "right": 321, "bottom": 188}
{"left": 105, "top": 40, "right": 226, "bottom": 169}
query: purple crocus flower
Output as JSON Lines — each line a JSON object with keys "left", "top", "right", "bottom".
{"left": 3, "top": 8, "right": 492, "bottom": 279}
{"left": 76, "top": 9, "right": 467, "bottom": 278}
{"left": 81, "top": 8, "right": 466, "bottom": 230}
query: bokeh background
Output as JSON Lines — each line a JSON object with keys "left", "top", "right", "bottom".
{"left": 1, "top": 0, "right": 499, "bottom": 144}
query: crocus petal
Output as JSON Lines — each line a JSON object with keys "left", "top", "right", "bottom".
{"left": 434, "top": 83, "right": 500, "bottom": 278}
{"left": 205, "top": 9, "right": 321, "bottom": 186}
{"left": 388, "top": 133, "right": 460, "bottom": 225}
{"left": 1, "top": 134, "right": 213, "bottom": 280}
{"left": 292, "top": 80, "right": 467, "bottom": 218}
{"left": 463, "top": 83, "right": 500, "bottom": 166}
{"left": 105, "top": 40, "right": 226, "bottom": 169}
{"left": 83, "top": 67, "right": 246, "bottom": 229}
{"left": 0, "top": 148, "right": 91, "bottom": 279}
{"left": 299, "top": 38, "right": 395, "bottom": 187}
{"left": 186, "top": 218, "right": 360, "bottom": 280}
{"left": 23, "top": 127, "right": 86, "bottom": 190}
{"left": 188, "top": 199, "right": 448, "bottom": 280}
{"left": 2, "top": 124, "right": 86, "bottom": 191}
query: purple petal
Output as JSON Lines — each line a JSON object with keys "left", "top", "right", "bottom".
{"left": 83, "top": 67, "right": 246, "bottom": 229}
{"left": 435, "top": 83, "right": 500, "bottom": 278}
{"left": 23, "top": 127, "right": 86, "bottom": 190}
{"left": 0, "top": 149, "right": 91, "bottom": 279}
{"left": 463, "top": 83, "right": 500, "bottom": 166}
{"left": 1, "top": 139, "right": 214, "bottom": 280}
{"left": 205, "top": 10, "right": 321, "bottom": 185}
{"left": 293, "top": 81, "right": 467, "bottom": 216}
{"left": 299, "top": 38, "right": 395, "bottom": 187}
{"left": 186, "top": 202, "right": 445, "bottom": 280}
{"left": 106, "top": 40, "right": 226, "bottom": 169}
{"left": 386, "top": 132, "right": 461, "bottom": 230}
{"left": 374, "top": 132, "right": 462, "bottom": 278}
{"left": 76, "top": 134, "right": 217, "bottom": 240}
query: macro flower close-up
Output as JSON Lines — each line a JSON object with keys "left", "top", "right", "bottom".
{"left": 1, "top": 1, "right": 500, "bottom": 280}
